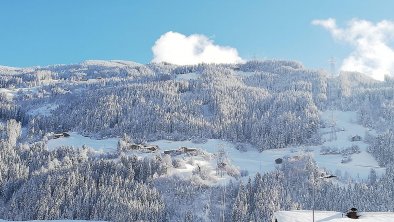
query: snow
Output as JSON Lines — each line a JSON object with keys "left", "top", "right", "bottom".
{"left": 81, "top": 60, "right": 142, "bottom": 68}
{"left": 0, "top": 87, "right": 40, "bottom": 99}
{"left": 313, "top": 110, "right": 385, "bottom": 179}
{"left": 0, "top": 65, "right": 31, "bottom": 75}
{"left": 0, "top": 220, "right": 104, "bottom": 222}
{"left": 175, "top": 72, "right": 199, "bottom": 81}
{"left": 28, "top": 104, "right": 59, "bottom": 116}
{"left": 152, "top": 139, "right": 281, "bottom": 182}
{"left": 151, "top": 110, "right": 385, "bottom": 182}
{"left": 274, "top": 211, "right": 341, "bottom": 222}
{"left": 44, "top": 111, "right": 385, "bottom": 183}
{"left": 234, "top": 71, "right": 259, "bottom": 77}
{"left": 46, "top": 132, "right": 118, "bottom": 152}
{"left": 0, "top": 88, "right": 15, "bottom": 100}
{"left": 273, "top": 210, "right": 394, "bottom": 222}
{"left": 0, "top": 65, "right": 20, "bottom": 71}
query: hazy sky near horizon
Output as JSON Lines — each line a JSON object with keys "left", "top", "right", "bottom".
{"left": 1, "top": 0, "right": 394, "bottom": 77}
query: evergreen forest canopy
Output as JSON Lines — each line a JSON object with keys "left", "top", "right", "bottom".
{"left": 0, "top": 60, "right": 393, "bottom": 221}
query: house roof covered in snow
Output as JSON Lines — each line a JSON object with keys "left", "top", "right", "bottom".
{"left": 273, "top": 210, "right": 394, "bottom": 222}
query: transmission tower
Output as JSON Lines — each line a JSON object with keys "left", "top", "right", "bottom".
{"left": 328, "top": 57, "right": 337, "bottom": 141}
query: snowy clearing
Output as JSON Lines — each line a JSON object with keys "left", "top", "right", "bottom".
{"left": 44, "top": 111, "right": 385, "bottom": 183}
{"left": 151, "top": 139, "right": 279, "bottom": 183}
{"left": 46, "top": 132, "right": 118, "bottom": 152}
{"left": 0, "top": 88, "right": 15, "bottom": 100}
{"left": 175, "top": 72, "right": 199, "bottom": 81}
{"left": 151, "top": 110, "right": 385, "bottom": 181}
{"left": 312, "top": 110, "right": 385, "bottom": 179}
{"left": 27, "top": 104, "right": 59, "bottom": 116}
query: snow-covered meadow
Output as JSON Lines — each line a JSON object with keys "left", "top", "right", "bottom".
{"left": 45, "top": 110, "right": 385, "bottom": 183}
{"left": 47, "top": 132, "right": 118, "bottom": 152}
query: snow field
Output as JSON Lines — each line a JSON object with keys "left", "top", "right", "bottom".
{"left": 45, "top": 111, "right": 385, "bottom": 183}
{"left": 273, "top": 210, "right": 394, "bottom": 222}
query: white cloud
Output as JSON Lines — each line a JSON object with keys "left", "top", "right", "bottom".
{"left": 151, "top": 31, "right": 243, "bottom": 65}
{"left": 312, "top": 18, "right": 394, "bottom": 81}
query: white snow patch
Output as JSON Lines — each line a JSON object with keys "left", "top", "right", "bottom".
{"left": 81, "top": 60, "right": 142, "bottom": 68}
{"left": 152, "top": 110, "right": 385, "bottom": 182}
{"left": 0, "top": 88, "right": 15, "bottom": 100}
{"left": 273, "top": 210, "right": 394, "bottom": 222}
{"left": 44, "top": 111, "right": 384, "bottom": 183}
{"left": 151, "top": 139, "right": 282, "bottom": 184}
{"left": 46, "top": 132, "right": 118, "bottom": 152}
{"left": 0, "top": 65, "right": 34, "bottom": 75}
{"left": 28, "top": 104, "right": 59, "bottom": 116}
{"left": 313, "top": 110, "right": 385, "bottom": 179}
{"left": 175, "top": 72, "right": 199, "bottom": 81}
{"left": 234, "top": 71, "right": 258, "bottom": 77}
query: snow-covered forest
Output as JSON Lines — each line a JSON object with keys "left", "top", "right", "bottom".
{"left": 0, "top": 60, "right": 393, "bottom": 221}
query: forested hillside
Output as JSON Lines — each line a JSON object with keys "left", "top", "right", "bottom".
{"left": 0, "top": 60, "right": 393, "bottom": 221}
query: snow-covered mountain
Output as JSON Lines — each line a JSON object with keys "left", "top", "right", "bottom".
{"left": 0, "top": 60, "right": 393, "bottom": 221}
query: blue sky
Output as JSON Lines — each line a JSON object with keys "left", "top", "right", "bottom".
{"left": 1, "top": 0, "right": 394, "bottom": 71}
